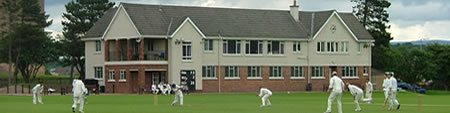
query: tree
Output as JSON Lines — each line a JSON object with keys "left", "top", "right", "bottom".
{"left": 0, "top": 0, "right": 54, "bottom": 83}
{"left": 388, "top": 46, "right": 435, "bottom": 84}
{"left": 426, "top": 44, "right": 450, "bottom": 90}
{"left": 352, "top": 0, "right": 393, "bottom": 70}
{"left": 61, "top": 0, "right": 114, "bottom": 79}
{"left": 0, "top": 0, "right": 20, "bottom": 92}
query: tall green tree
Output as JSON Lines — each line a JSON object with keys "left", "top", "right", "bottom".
{"left": 0, "top": 0, "right": 54, "bottom": 83}
{"left": 352, "top": 0, "right": 393, "bottom": 70}
{"left": 0, "top": 0, "right": 20, "bottom": 90}
{"left": 61, "top": 0, "right": 114, "bottom": 79}
{"left": 388, "top": 46, "right": 436, "bottom": 84}
{"left": 426, "top": 44, "right": 450, "bottom": 90}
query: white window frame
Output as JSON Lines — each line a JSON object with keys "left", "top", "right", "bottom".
{"left": 317, "top": 41, "right": 325, "bottom": 52}
{"left": 268, "top": 41, "right": 284, "bottom": 55}
{"left": 341, "top": 41, "right": 349, "bottom": 53}
{"left": 247, "top": 66, "right": 261, "bottom": 79}
{"left": 342, "top": 66, "right": 358, "bottom": 78}
{"left": 223, "top": 40, "right": 241, "bottom": 55}
{"left": 363, "top": 66, "right": 368, "bottom": 76}
{"left": 94, "top": 67, "right": 103, "bottom": 79}
{"left": 182, "top": 42, "right": 192, "bottom": 61}
{"left": 225, "top": 66, "right": 240, "bottom": 79}
{"left": 291, "top": 66, "right": 304, "bottom": 79}
{"left": 202, "top": 65, "right": 216, "bottom": 79}
{"left": 245, "top": 40, "right": 263, "bottom": 55}
{"left": 269, "top": 66, "right": 283, "bottom": 79}
{"left": 95, "top": 40, "right": 101, "bottom": 52}
{"left": 311, "top": 66, "right": 324, "bottom": 78}
{"left": 119, "top": 70, "right": 126, "bottom": 82}
{"left": 293, "top": 41, "right": 301, "bottom": 53}
{"left": 108, "top": 70, "right": 115, "bottom": 82}
{"left": 204, "top": 39, "right": 213, "bottom": 52}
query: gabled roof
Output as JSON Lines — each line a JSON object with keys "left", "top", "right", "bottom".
{"left": 84, "top": 3, "right": 373, "bottom": 41}
{"left": 84, "top": 7, "right": 118, "bottom": 38}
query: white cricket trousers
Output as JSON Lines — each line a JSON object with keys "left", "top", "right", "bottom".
{"left": 365, "top": 90, "right": 372, "bottom": 99}
{"left": 261, "top": 94, "right": 272, "bottom": 106}
{"left": 389, "top": 90, "right": 400, "bottom": 109}
{"left": 326, "top": 91, "right": 342, "bottom": 113}
{"left": 33, "top": 92, "right": 43, "bottom": 104}
{"left": 72, "top": 95, "right": 85, "bottom": 112}
{"left": 172, "top": 94, "right": 183, "bottom": 105}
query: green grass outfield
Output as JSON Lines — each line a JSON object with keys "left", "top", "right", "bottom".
{"left": 0, "top": 91, "right": 449, "bottom": 113}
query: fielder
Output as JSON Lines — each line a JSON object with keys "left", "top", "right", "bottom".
{"left": 324, "top": 71, "right": 344, "bottom": 113}
{"left": 32, "top": 81, "right": 44, "bottom": 104}
{"left": 72, "top": 78, "right": 88, "bottom": 113}
{"left": 257, "top": 87, "right": 272, "bottom": 107}
{"left": 388, "top": 72, "right": 401, "bottom": 110}
{"left": 151, "top": 84, "right": 159, "bottom": 94}
{"left": 382, "top": 72, "right": 391, "bottom": 107}
{"left": 171, "top": 84, "right": 183, "bottom": 106}
{"left": 158, "top": 82, "right": 166, "bottom": 95}
{"left": 365, "top": 78, "right": 373, "bottom": 104}
{"left": 165, "top": 83, "right": 172, "bottom": 95}
{"left": 347, "top": 83, "right": 373, "bottom": 112}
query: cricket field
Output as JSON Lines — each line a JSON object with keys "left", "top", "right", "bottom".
{"left": 1, "top": 91, "right": 449, "bottom": 113}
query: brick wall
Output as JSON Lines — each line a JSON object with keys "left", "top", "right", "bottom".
{"left": 104, "top": 64, "right": 168, "bottom": 93}
{"left": 202, "top": 66, "right": 370, "bottom": 93}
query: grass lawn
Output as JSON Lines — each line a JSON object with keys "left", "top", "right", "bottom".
{"left": 0, "top": 91, "right": 449, "bottom": 113}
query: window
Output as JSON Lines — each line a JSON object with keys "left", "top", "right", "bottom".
{"left": 108, "top": 70, "right": 115, "bottom": 81}
{"left": 147, "top": 40, "right": 154, "bottom": 51}
{"left": 245, "top": 40, "right": 263, "bottom": 54}
{"left": 94, "top": 67, "right": 103, "bottom": 79}
{"left": 202, "top": 65, "right": 216, "bottom": 78}
{"left": 326, "top": 41, "right": 339, "bottom": 53}
{"left": 225, "top": 66, "right": 240, "bottom": 78}
{"left": 248, "top": 66, "right": 261, "bottom": 78}
{"left": 317, "top": 41, "right": 325, "bottom": 52}
{"left": 312, "top": 66, "right": 324, "bottom": 77}
{"left": 341, "top": 41, "right": 348, "bottom": 52}
{"left": 293, "top": 41, "right": 301, "bottom": 52}
{"left": 342, "top": 66, "right": 358, "bottom": 77}
{"left": 291, "top": 66, "right": 304, "bottom": 78}
{"left": 95, "top": 40, "right": 101, "bottom": 52}
{"left": 270, "top": 66, "right": 283, "bottom": 78}
{"left": 204, "top": 40, "right": 213, "bottom": 51}
{"left": 268, "top": 41, "right": 284, "bottom": 54}
{"left": 357, "top": 43, "right": 361, "bottom": 52}
{"left": 120, "top": 70, "right": 126, "bottom": 81}
{"left": 182, "top": 42, "right": 192, "bottom": 60}
{"left": 363, "top": 66, "right": 368, "bottom": 75}
{"left": 223, "top": 40, "right": 241, "bottom": 54}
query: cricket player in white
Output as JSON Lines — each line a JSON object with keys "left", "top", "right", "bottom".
{"left": 388, "top": 72, "right": 400, "bottom": 110}
{"left": 158, "top": 82, "right": 166, "bottom": 95}
{"left": 151, "top": 84, "right": 159, "bottom": 94}
{"left": 72, "top": 79, "right": 88, "bottom": 113}
{"left": 382, "top": 72, "right": 390, "bottom": 106}
{"left": 347, "top": 83, "right": 372, "bottom": 112}
{"left": 325, "top": 71, "right": 344, "bottom": 113}
{"left": 165, "top": 83, "right": 172, "bottom": 95}
{"left": 171, "top": 84, "right": 183, "bottom": 106}
{"left": 32, "top": 81, "right": 44, "bottom": 104}
{"left": 258, "top": 87, "right": 272, "bottom": 107}
{"left": 365, "top": 78, "right": 373, "bottom": 103}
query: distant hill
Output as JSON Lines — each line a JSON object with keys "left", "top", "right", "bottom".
{"left": 391, "top": 40, "right": 450, "bottom": 45}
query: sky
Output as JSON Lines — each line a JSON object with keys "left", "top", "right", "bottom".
{"left": 44, "top": 0, "right": 450, "bottom": 42}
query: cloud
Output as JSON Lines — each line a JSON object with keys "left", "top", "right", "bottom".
{"left": 389, "top": 21, "right": 450, "bottom": 42}
{"left": 389, "top": 0, "right": 450, "bottom": 23}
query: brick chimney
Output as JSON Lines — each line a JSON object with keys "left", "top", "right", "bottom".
{"left": 290, "top": 0, "right": 299, "bottom": 22}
